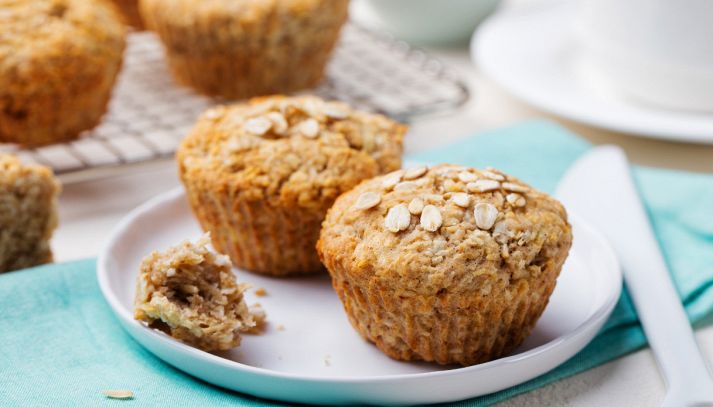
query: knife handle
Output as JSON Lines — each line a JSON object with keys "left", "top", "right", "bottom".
{"left": 600, "top": 147, "right": 713, "bottom": 406}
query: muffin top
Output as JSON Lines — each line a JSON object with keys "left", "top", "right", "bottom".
{"left": 141, "top": 0, "right": 348, "bottom": 41}
{"left": 0, "top": 153, "right": 60, "bottom": 192}
{"left": 0, "top": 0, "right": 125, "bottom": 88}
{"left": 177, "top": 95, "right": 407, "bottom": 212}
{"left": 141, "top": 0, "right": 344, "bottom": 22}
{"left": 0, "top": 0, "right": 125, "bottom": 57}
{"left": 318, "top": 164, "right": 572, "bottom": 295}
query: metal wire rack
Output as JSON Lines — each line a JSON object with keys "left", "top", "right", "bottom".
{"left": 0, "top": 24, "right": 469, "bottom": 182}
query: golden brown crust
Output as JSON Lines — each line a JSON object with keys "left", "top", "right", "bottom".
{"left": 0, "top": 0, "right": 126, "bottom": 146}
{"left": 140, "top": 0, "right": 349, "bottom": 99}
{"left": 177, "top": 95, "right": 407, "bottom": 276}
{"left": 0, "top": 154, "right": 60, "bottom": 272}
{"left": 317, "top": 164, "right": 572, "bottom": 366}
{"left": 134, "top": 234, "right": 256, "bottom": 351}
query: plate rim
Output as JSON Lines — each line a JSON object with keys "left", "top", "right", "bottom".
{"left": 97, "top": 186, "right": 622, "bottom": 385}
{"left": 471, "top": 2, "right": 713, "bottom": 145}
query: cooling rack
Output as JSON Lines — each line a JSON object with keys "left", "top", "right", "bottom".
{"left": 0, "top": 24, "right": 469, "bottom": 182}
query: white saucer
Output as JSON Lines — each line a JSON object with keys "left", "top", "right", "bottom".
{"left": 472, "top": 2, "right": 713, "bottom": 144}
{"left": 97, "top": 187, "right": 621, "bottom": 405}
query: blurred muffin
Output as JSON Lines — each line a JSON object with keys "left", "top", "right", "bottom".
{"left": 0, "top": 154, "right": 60, "bottom": 273}
{"left": 317, "top": 164, "right": 572, "bottom": 366}
{"left": 177, "top": 95, "right": 407, "bottom": 276}
{"left": 0, "top": 0, "right": 126, "bottom": 146}
{"left": 110, "top": 0, "right": 144, "bottom": 29}
{"left": 140, "top": 0, "right": 349, "bottom": 99}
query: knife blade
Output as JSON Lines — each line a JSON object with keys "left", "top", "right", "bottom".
{"left": 556, "top": 145, "right": 713, "bottom": 407}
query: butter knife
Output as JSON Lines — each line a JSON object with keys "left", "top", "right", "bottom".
{"left": 556, "top": 145, "right": 713, "bottom": 407}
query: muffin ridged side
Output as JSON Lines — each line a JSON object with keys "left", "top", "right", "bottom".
{"left": 140, "top": 0, "right": 349, "bottom": 99}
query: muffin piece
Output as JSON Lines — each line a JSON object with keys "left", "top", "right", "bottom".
{"left": 317, "top": 164, "right": 572, "bottom": 366}
{"left": 177, "top": 95, "right": 407, "bottom": 276}
{"left": 140, "top": 0, "right": 349, "bottom": 99}
{"left": 0, "top": 154, "right": 60, "bottom": 273}
{"left": 0, "top": 0, "right": 126, "bottom": 146}
{"left": 110, "top": 0, "right": 144, "bottom": 29}
{"left": 134, "top": 234, "right": 257, "bottom": 351}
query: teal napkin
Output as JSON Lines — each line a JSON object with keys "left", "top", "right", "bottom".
{"left": 2, "top": 121, "right": 713, "bottom": 406}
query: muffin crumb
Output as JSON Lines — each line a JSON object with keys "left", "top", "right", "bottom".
{"left": 134, "top": 234, "right": 255, "bottom": 351}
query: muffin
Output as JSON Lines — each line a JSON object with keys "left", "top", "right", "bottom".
{"left": 0, "top": 0, "right": 126, "bottom": 146}
{"left": 140, "top": 0, "right": 349, "bottom": 99}
{"left": 110, "top": 0, "right": 144, "bottom": 29}
{"left": 134, "top": 234, "right": 258, "bottom": 351}
{"left": 177, "top": 95, "right": 407, "bottom": 276}
{"left": 0, "top": 154, "right": 60, "bottom": 273}
{"left": 317, "top": 164, "right": 572, "bottom": 366}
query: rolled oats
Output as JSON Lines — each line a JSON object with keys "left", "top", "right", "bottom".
{"left": 474, "top": 203, "right": 498, "bottom": 230}
{"left": 403, "top": 166, "right": 428, "bottom": 180}
{"left": 451, "top": 193, "right": 470, "bottom": 208}
{"left": 467, "top": 179, "right": 500, "bottom": 193}
{"left": 502, "top": 182, "right": 529, "bottom": 193}
{"left": 265, "top": 112, "right": 288, "bottom": 135}
{"left": 381, "top": 172, "right": 402, "bottom": 190}
{"left": 297, "top": 118, "right": 320, "bottom": 138}
{"left": 244, "top": 117, "right": 272, "bottom": 136}
{"left": 102, "top": 390, "right": 134, "bottom": 400}
{"left": 420, "top": 205, "right": 443, "bottom": 232}
{"left": 481, "top": 170, "right": 505, "bottom": 181}
{"left": 394, "top": 181, "right": 418, "bottom": 191}
{"left": 385, "top": 204, "right": 411, "bottom": 233}
{"left": 408, "top": 197, "right": 425, "bottom": 215}
{"left": 458, "top": 171, "right": 478, "bottom": 183}
{"left": 506, "top": 193, "right": 526, "bottom": 207}
{"left": 354, "top": 192, "right": 381, "bottom": 210}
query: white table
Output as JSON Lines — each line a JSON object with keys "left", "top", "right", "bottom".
{"left": 54, "top": 1, "right": 713, "bottom": 405}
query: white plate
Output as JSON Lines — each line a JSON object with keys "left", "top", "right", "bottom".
{"left": 472, "top": 2, "right": 713, "bottom": 144}
{"left": 98, "top": 187, "right": 621, "bottom": 405}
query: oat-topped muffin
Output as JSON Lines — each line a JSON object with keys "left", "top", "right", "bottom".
{"left": 140, "top": 0, "right": 349, "bottom": 99}
{"left": 134, "top": 234, "right": 257, "bottom": 351}
{"left": 110, "top": 0, "right": 144, "bottom": 29}
{"left": 317, "top": 164, "right": 572, "bottom": 366}
{"left": 177, "top": 95, "right": 407, "bottom": 276}
{"left": 0, "top": 154, "right": 60, "bottom": 273}
{"left": 0, "top": 0, "right": 126, "bottom": 146}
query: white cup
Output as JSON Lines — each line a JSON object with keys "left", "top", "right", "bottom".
{"left": 362, "top": 0, "right": 501, "bottom": 45}
{"left": 576, "top": 0, "right": 713, "bottom": 112}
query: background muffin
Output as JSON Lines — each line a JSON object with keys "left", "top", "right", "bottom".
{"left": 0, "top": 0, "right": 126, "bottom": 146}
{"left": 110, "top": 0, "right": 144, "bottom": 29}
{"left": 0, "top": 154, "right": 60, "bottom": 273}
{"left": 140, "top": 0, "right": 349, "bottom": 99}
{"left": 177, "top": 95, "right": 407, "bottom": 276}
{"left": 317, "top": 164, "right": 572, "bottom": 366}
